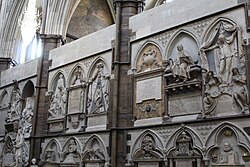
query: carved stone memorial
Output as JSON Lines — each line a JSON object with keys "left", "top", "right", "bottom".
{"left": 200, "top": 20, "right": 249, "bottom": 116}
{"left": 66, "top": 66, "right": 87, "bottom": 133}
{"left": 47, "top": 74, "right": 67, "bottom": 132}
{"left": 86, "top": 62, "right": 110, "bottom": 131}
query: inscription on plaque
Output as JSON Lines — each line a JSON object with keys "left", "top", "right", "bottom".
{"left": 68, "top": 88, "right": 83, "bottom": 114}
{"left": 136, "top": 77, "right": 161, "bottom": 103}
{"left": 3, "top": 153, "right": 14, "bottom": 166}
{"left": 86, "top": 163, "right": 103, "bottom": 167}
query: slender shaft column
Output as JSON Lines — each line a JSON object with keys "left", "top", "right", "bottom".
{"left": 29, "top": 34, "right": 61, "bottom": 163}
{"left": 110, "top": 1, "right": 144, "bottom": 166}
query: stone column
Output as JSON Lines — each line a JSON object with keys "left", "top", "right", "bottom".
{"left": 29, "top": 34, "right": 61, "bottom": 163}
{"left": 110, "top": 1, "right": 144, "bottom": 167}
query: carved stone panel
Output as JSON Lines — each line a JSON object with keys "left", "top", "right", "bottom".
{"left": 136, "top": 43, "right": 163, "bottom": 73}
{"left": 68, "top": 86, "right": 85, "bottom": 114}
{"left": 208, "top": 128, "right": 248, "bottom": 166}
{"left": 168, "top": 92, "right": 202, "bottom": 116}
{"left": 134, "top": 100, "right": 163, "bottom": 120}
{"left": 200, "top": 20, "right": 249, "bottom": 116}
{"left": 5, "top": 80, "right": 22, "bottom": 125}
{"left": 87, "top": 62, "right": 110, "bottom": 115}
{"left": 138, "top": 162, "right": 159, "bottom": 167}
{"left": 136, "top": 77, "right": 162, "bottom": 103}
{"left": 48, "top": 74, "right": 67, "bottom": 120}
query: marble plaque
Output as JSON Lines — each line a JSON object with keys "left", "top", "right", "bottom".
{"left": 68, "top": 88, "right": 83, "bottom": 114}
{"left": 3, "top": 153, "right": 14, "bottom": 166}
{"left": 216, "top": 95, "right": 236, "bottom": 116}
{"left": 136, "top": 77, "right": 161, "bottom": 103}
{"left": 169, "top": 95, "right": 201, "bottom": 116}
{"left": 175, "top": 159, "right": 193, "bottom": 167}
{"left": 86, "top": 114, "right": 107, "bottom": 131}
{"left": 138, "top": 162, "right": 159, "bottom": 167}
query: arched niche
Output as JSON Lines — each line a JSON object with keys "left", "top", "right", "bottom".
{"left": 165, "top": 127, "right": 203, "bottom": 155}
{"left": 6, "top": 80, "right": 22, "bottom": 124}
{"left": 166, "top": 30, "right": 200, "bottom": 63}
{"left": 165, "top": 129, "right": 203, "bottom": 167}
{"left": 82, "top": 135, "right": 109, "bottom": 166}
{"left": 66, "top": 0, "right": 114, "bottom": 42}
{"left": 66, "top": 65, "right": 87, "bottom": 133}
{"left": 21, "top": 80, "right": 35, "bottom": 99}
{"left": 61, "top": 137, "right": 81, "bottom": 164}
{"left": 205, "top": 122, "right": 250, "bottom": 166}
{"left": 47, "top": 72, "right": 67, "bottom": 120}
{"left": 131, "top": 130, "right": 164, "bottom": 166}
{"left": 41, "top": 139, "right": 62, "bottom": 164}
{"left": 135, "top": 42, "right": 163, "bottom": 73}
{"left": 86, "top": 58, "right": 110, "bottom": 114}
{"left": 68, "top": 64, "right": 86, "bottom": 87}
{"left": 50, "top": 71, "right": 67, "bottom": 93}
{"left": 0, "top": 90, "right": 9, "bottom": 108}
{"left": 200, "top": 18, "right": 243, "bottom": 78}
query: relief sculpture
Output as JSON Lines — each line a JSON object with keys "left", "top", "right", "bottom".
{"left": 20, "top": 97, "right": 33, "bottom": 138}
{"left": 164, "top": 44, "right": 201, "bottom": 85}
{"left": 87, "top": 62, "right": 110, "bottom": 114}
{"left": 220, "top": 142, "right": 238, "bottom": 164}
{"left": 5, "top": 80, "right": 22, "bottom": 124}
{"left": 48, "top": 74, "right": 67, "bottom": 119}
{"left": 200, "top": 20, "right": 249, "bottom": 115}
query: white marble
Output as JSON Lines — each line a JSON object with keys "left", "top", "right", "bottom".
{"left": 136, "top": 76, "right": 162, "bottom": 103}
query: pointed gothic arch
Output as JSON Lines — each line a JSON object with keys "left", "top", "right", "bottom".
{"left": 166, "top": 29, "right": 200, "bottom": 62}
{"left": 82, "top": 134, "right": 109, "bottom": 165}
{"left": 131, "top": 130, "right": 164, "bottom": 163}
{"left": 134, "top": 40, "right": 163, "bottom": 73}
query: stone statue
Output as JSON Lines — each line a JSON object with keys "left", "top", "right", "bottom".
{"left": 72, "top": 66, "right": 85, "bottom": 85}
{"left": 48, "top": 95, "right": 57, "bottom": 118}
{"left": 48, "top": 74, "right": 67, "bottom": 119}
{"left": 63, "top": 139, "right": 78, "bottom": 163}
{"left": 172, "top": 44, "right": 193, "bottom": 82}
{"left": 13, "top": 128, "right": 24, "bottom": 167}
{"left": 141, "top": 135, "right": 154, "bottom": 158}
{"left": 87, "top": 62, "right": 110, "bottom": 114}
{"left": 68, "top": 139, "right": 77, "bottom": 153}
{"left": 220, "top": 142, "right": 238, "bottom": 164}
{"left": 6, "top": 82, "right": 22, "bottom": 123}
{"left": 231, "top": 68, "right": 248, "bottom": 113}
{"left": 200, "top": 22, "right": 238, "bottom": 85}
{"left": 21, "top": 97, "right": 33, "bottom": 137}
{"left": 204, "top": 71, "right": 221, "bottom": 97}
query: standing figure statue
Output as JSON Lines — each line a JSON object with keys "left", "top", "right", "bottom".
{"left": 200, "top": 22, "right": 239, "bottom": 85}
{"left": 22, "top": 97, "right": 33, "bottom": 137}
{"left": 13, "top": 128, "right": 24, "bottom": 167}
